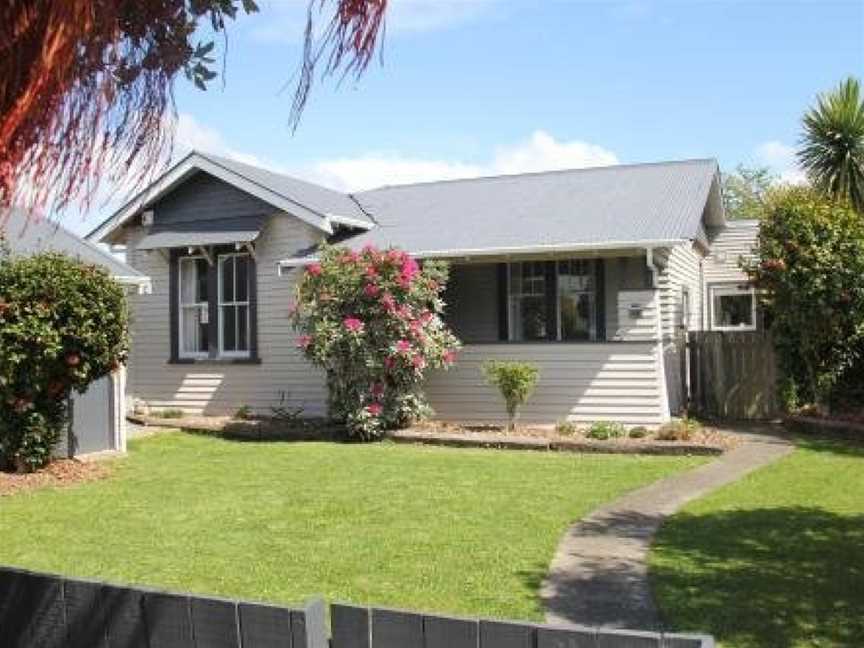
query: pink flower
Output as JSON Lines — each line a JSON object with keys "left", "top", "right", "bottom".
{"left": 370, "top": 382, "right": 385, "bottom": 399}
{"left": 412, "top": 354, "right": 426, "bottom": 369}
{"left": 287, "top": 302, "right": 298, "bottom": 316}
{"left": 364, "top": 282, "right": 381, "bottom": 298}
{"left": 383, "top": 356, "right": 396, "bottom": 370}
{"left": 443, "top": 349, "right": 457, "bottom": 364}
{"left": 419, "top": 310, "right": 434, "bottom": 325}
{"left": 387, "top": 249, "right": 405, "bottom": 264}
{"left": 401, "top": 256, "right": 419, "bottom": 280}
{"left": 343, "top": 317, "right": 365, "bottom": 333}
{"left": 366, "top": 402, "right": 383, "bottom": 416}
{"left": 365, "top": 265, "right": 380, "bottom": 279}
{"left": 395, "top": 305, "right": 412, "bottom": 320}
{"left": 306, "top": 263, "right": 322, "bottom": 277}
{"left": 380, "top": 292, "right": 397, "bottom": 313}
{"left": 396, "top": 339, "right": 412, "bottom": 353}
{"left": 409, "top": 319, "right": 423, "bottom": 334}
{"left": 362, "top": 244, "right": 379, "bottom": 256}
{"left": 297, "top": 335, "right": 312, "bottom": 349}
{"left": 342, "top": 250, "right": 359, "bottom": 263}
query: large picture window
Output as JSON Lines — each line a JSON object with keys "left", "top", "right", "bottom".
{"left": 178, "top": 257, "right": 209, "bottom": 358}
{"left": 507, "top": 259, "right": 602, "bottom": 342}
{"left": 710, "top": 284, "right": 757, "bottom": 331}
{"left": 218, "top": 253, "right": 251, "bottom": 356}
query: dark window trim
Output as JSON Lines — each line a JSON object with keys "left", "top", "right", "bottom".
{"left": 169, "top": 246, "right": 260, "bottom": 363}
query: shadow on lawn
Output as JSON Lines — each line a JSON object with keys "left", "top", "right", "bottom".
{"left": 651, "top": 506, "right": 864, "bottom": 647}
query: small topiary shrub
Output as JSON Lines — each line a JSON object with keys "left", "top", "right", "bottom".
{"left": 628, "top": 426, "right": 649, "bottom": 439}
{"left": 586, "top": 421, "right": 626, "bottom": 440}
{"left": 656, "top": 417, "right": 701, "bottom": 442}
{"left": 0, "top": 252, "right": 129, "bottom": 471}
{"left": 555, "top": 420, "right": 578, "bottom": 436}
{"left": 482, "top": 361, "right": 540, "bottom": 431}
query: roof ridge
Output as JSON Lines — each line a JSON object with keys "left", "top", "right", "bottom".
{"left": 353, "top": 157, "right": 719, "bottom": 194}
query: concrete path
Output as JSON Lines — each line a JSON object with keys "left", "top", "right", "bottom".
{"left": 541, "top": 427, "right": 794, "bottom": 631}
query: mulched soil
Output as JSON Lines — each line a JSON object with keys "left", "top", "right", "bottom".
{"left": 395, "top": 422, "right": 736, "bottom": 456}
{"left": 0, "top": 459, "right": 110, "bottom": 497}
{"left": 128, "top": 414, "right": 344, "bottom": 441}
{"left": 410, "top": 421, "right": 737, "bottom": 448}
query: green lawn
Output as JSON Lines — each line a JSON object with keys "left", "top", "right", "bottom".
{"left": 0, "top": 432, "right": 703, "bottom": 621}
{"left": 650, "top": 438, "right": 864, "bottom": 647}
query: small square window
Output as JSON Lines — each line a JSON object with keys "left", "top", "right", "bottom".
{"left": 710, "top": 284, "right": 756, "bottom": 331}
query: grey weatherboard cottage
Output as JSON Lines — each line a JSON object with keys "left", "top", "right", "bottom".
{"left": 88, "top": 152, "right": 760, "bottom": 428}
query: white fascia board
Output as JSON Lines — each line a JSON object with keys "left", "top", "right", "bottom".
{"left": 88, "top": 153, "right": 332, "bottom": 242}
{"left": 324, "top": 213, "right": 375, "bottom": 230}
{"left": 276, "top": 239, "right": 687, "bottom": 274}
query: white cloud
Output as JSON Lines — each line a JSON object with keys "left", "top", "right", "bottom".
{"left": 174, "top": 113, "right": 265, "bottom": 167}
{"left": 160, "top": 119, "right": 620, "bottom": 193}
{"left": 754, "top": 140, "right": 807, "bottom": 185}
{"left": 307, "top": 130, "right": 619, "bottom": 191}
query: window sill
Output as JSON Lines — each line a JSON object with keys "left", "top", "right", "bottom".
{"left": 169, "top": 357, "right": 261, "bottom": 365}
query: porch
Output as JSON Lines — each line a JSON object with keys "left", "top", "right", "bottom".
{"left": 427, "top": 252, "right": 671, "bottom": 427}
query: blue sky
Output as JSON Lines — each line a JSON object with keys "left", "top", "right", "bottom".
{"left": 73, "top": 0, "right": 862, "bottom": 234}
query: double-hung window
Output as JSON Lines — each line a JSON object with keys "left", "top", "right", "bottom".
{"left": 173, "top": 248, "right": 256, "bottom": 362}
{"left": 508, "top": 262, "right": 548, "bottom": 341}
{"left": 218, "top": 253, "right": 251, "bottom": 357}
{"left": 178, "top": 257, "right": 210, "bottom": 358}
{"left": 557, "top": 260, "right": 596, "bottom": 341}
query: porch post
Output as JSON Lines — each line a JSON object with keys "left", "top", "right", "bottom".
{"left": 646, "top": 247, "right": 672, "bottom": 423}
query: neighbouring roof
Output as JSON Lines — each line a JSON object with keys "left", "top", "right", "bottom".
{"left": 2, "top": 208, "right": 148, "bottom": 285}
{"left": 87, "top": 151, "right": 374, "bottom": 243}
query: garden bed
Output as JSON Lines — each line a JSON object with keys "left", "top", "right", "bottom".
{"left": 127, "top": 413, "right": 344, "bottom": 441}
{"left": 0, "top": 458, "right": 110, "bottom": 496}
{"left": 390, "top": 422, "right": 733, "bottom": 456}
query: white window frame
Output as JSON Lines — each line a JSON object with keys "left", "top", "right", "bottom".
{"left": 709, "top": 283, "right": 757, "bottom": 331}
{"left": 178, "top": 256, "right": 209, "bottom": 359}
{"left": 217, "top": 252, "right": 252, "bottom": 358}
{"left": 681, "top": 286, "right": 692, "bottom": 330}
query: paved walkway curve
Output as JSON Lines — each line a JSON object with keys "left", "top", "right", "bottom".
{"left": 541, "top": 427, "right": 794, "bottom": 630}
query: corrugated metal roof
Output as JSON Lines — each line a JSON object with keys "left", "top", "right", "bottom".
{"left": 342, "top": 159, "right": 720, "bottom": 257}
{"left": 198, "top": 153, "right": 374, "bottom": 225}
{"left": 2, "top": 208, "right": 146, "bottom": 279}
{"left": 135, "top": 215, "right": 267, "bottom": 250}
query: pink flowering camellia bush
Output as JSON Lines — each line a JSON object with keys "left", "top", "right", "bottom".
{"left": 290, "top": 244, "right": 460, "bottom": 439}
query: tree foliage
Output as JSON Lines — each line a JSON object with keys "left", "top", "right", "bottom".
{"left": 798, "top": 76, "right": 864, "bottom": 213}
{"left": 290, "top": 244, "right": 459, "bottom": 439}
{"left": 1, "top": 0, "right": 389, "bottom": 218}
{"left": 746, "top": 186, "right": 864, "bottom": 411}
{"left": 722, "top": 165, "right": 776, "bottom": 220}
{"left": 0, "top": 252, "right": 129, "bottom": 470}
{"left": 482, "top": 361, "right": 540, "bottom": 431}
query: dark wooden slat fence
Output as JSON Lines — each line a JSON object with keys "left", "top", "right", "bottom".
{"left": 688, "top": 331, "right": 780, "bottom": 420}
{"left": 0, "top": 566, "right": 714, "bottom": 647}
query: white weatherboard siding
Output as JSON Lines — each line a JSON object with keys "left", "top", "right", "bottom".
{"left": 703, "top": 220, "right": 759, "bottom": 279}
{"left": 126, "top": 215, "right": 328, "bottom": 416}
{"left": 658, "top": 242, "right": 705, "bottom": 337}
{"left": 425, "top": 343, "right": 668, "bottom": 426}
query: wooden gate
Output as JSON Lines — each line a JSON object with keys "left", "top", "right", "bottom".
{"left": 688, "top": 331, "right": 780, "bottom": 420}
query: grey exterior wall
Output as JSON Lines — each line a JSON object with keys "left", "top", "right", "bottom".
{"left": 125, "top": 211, "right": 328, "bottom": 417}
{"left": 152, "top": 171, "right": 275, "bottom": 226}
